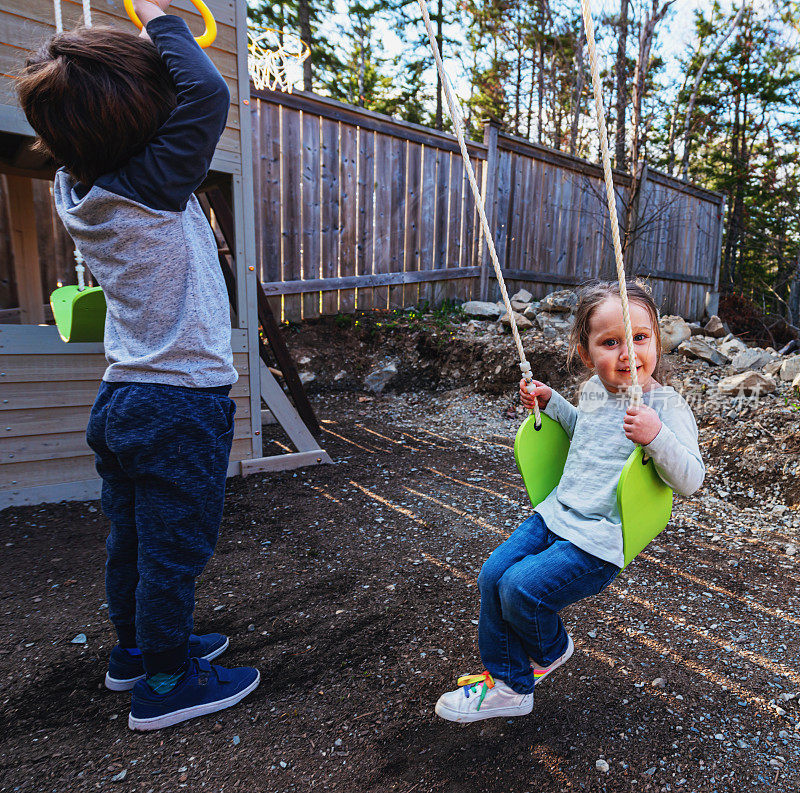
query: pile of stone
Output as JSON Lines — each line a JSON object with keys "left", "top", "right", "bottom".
{"left": 660, "top": 313, "right": 800, "bottom": 397}
{"left": 461, "top": 288, "right": 577, "bottom": 339}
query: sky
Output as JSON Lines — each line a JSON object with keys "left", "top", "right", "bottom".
{"left": 331, "top": 0, "right": 748, "bottom": 102}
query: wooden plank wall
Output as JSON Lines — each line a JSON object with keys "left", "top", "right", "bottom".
{"left": 251, "top": 93, "right": 724, "bottom": 322}
{"left": 0, "top": 328, "right": 254, "bottom": 498}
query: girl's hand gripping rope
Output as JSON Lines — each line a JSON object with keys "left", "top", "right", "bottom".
{"left": 519, "top": 379, "right": 552, "bottom": 413}
{"left": 623, "top": 403, "right": 662, "bottom": 446}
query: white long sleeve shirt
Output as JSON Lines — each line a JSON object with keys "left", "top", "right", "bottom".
{"left": 534, "top": 375, "right": 705, "bottom": 568}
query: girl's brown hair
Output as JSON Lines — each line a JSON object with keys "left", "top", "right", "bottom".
{"left": 16, "top": 26, "right": 176, "bottom": 186}
{"left": 566, "top": 280, "right": 664, "bottom": 382}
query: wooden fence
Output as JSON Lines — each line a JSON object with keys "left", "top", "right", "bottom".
{"left": 252, "top": 90, "right": 725, "bottom": 322}
{"left": 1, "top": 89, "right": 724, "bottom": 323}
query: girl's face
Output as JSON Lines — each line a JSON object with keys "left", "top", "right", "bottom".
{"left": 577, "top": 297, "right": 659, "bottom": 393}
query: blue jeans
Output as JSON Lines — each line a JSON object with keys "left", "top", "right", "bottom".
{"left": 86, "top": 381, "right": 235, "bottom": 675}
{"left": 477, "top": 513, "right": 619, "bottom": 694}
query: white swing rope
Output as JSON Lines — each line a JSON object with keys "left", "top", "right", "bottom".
{"left": 579, "top": 0, "right": 641, "bottom": 407}
{"left": 416, "top": 0, "right": 542, "bottom": 429}
{"left": 53, "top": 0, "right": 92, "bottom": 288}
{"left": 417, "top": 0, "right": 643, "bottom": 422}
{"left": 53, "top": 0, "right": 92, "bottom": 34}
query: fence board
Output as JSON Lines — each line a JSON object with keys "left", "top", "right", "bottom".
{"left": 339, "top": 124, "right": 358, "bottom": 314}
{"left": 321, "top": 117, "right": 340, "bottom": 316}
{"left": 445, "top": 151, "right": 465, "bottom": 304}
{"left": 259, "top": 101, "right": 282, "bottom": 317}
{"left": 431, "top": 149, "right": 450, "bottom": 306}
{"left": 403, "top": 142, "right": 423, "bottom": 307}
{"left": 302, "top": 113, "right": 321, "bottom": 319}
{"left": 418, "top": 146, "right": 438, "bottom": 305}
{"left": 281, "top": 108, "right": 302, "bottom": 321}
{"left": 388, "top": 136, "right": 407, "bottom": 309}
{"left": 373, "top": 133, "right": 392, "bottom": 309}
{"left": 356, "top": 128, "right": 375, "bottom": 312}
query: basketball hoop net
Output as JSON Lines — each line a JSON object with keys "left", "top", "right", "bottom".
{"left": 248, "top": 27, "right": 310, "bottom": 93}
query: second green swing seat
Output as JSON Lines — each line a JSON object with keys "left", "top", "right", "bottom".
{"left": 50, "top": 284, "right": 106, "bottom": 343}
{"left": 513, "top": 412, "right": 673, "bottom": 569}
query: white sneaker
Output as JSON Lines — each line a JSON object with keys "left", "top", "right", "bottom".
{"left": 435, "top": 671, "right": 533, "bottom": 723}
{"left": 532, "top": 634, "right": 574, "bottom": 685}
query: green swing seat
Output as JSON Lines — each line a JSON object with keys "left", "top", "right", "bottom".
{"left": 513, "top": 412, "right": 673, "bottom": 568}
{"left": 50, "top": 284, "right": 106, "bottom": 343}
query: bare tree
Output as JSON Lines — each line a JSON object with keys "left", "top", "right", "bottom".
{"left": 680, "top": 3, "right": 746, "bottom": 179}
{"left": 569, "top": 23, "right": 585, "bottom": 155}
{"left": 614, "top": 0, "right": 629, "bottom": 168}
{"left": 624, "top": 0, "right": 673, "bottom": 265}
{"left": 298, "top": 0, "right": 312, "bottom": 90}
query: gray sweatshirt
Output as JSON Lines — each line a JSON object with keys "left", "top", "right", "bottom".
{"left": 52, "top": 16, "right": 237, "bottom": 388}
{"left": 534, "top": 375, "right": 705, "bottom": 568}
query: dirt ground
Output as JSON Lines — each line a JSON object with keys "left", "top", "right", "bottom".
{"left": 1, "top": 315, "right": 799, "bottom": 793}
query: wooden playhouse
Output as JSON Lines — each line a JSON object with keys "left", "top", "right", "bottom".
{"left": 0, "top": 0, "right": 329, "bottom": 508}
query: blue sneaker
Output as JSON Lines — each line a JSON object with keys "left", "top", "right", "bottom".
{"left": 128, "top": 658, "right": 260, "bottom": 731}
{"left": 105, "top": 633, "right": 229, "bottom": 691}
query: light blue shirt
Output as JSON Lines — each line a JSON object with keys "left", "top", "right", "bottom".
{"left": 534, "top": 375, "right": 705, "bottom": 568}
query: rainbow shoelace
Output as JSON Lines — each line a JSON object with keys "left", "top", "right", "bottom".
{"left": 457, "top": 670, "right": 495, "bottom": 710}
{"left": 533, "top": 663, "right": 552, "bottom": 685}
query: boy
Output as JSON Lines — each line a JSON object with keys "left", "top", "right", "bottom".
{"left": 17, "top": 0, "right": 259, "bottom": 730}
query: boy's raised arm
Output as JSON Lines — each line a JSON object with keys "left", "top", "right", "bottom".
{"left": 96, "top": 14, "right": 230, "bottom": 211}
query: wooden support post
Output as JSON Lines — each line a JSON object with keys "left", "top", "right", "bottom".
{"left": 480, "top": 120, "right": 501, "bottom": 303}
{"left": 5, "top": 175, "right": 45, "bottom": 324}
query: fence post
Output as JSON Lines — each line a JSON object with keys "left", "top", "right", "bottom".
{"left": 479, "top": 119, "right": 501, "bottom": 302}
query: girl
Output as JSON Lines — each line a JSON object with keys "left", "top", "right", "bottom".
{"left": 435, "top": 280, "right": 704, "bottom": 723}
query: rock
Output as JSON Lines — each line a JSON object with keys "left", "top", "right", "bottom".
{"left": 704, "top": 315, "right": 726, "bottom": 338}
{"left": 730, "top": 348, "right": 772, "bottom": 373}
{"left": 660, "top": 315, "right": 692, "bottom": 352}
{"left": 651, "top": 677, "right": 666, "bottom": 689}
{"left": 793, "top": 372, "right": 800, "bottom": 396}
{"left": 678, "top": 338, "right": 731, "bottom": 366}
{"left": 500, "top": 311, "right": 533, "bottom": 331}
{"left": 232, "top": 735, "right": 241, "bottom": 746}
{"left": 719, "top": 336, "right": 748, "bottom": 358}
{"left": 522, "top": 303, "right": 540, "bottom": 319}
{"left": 688, "top": 323, "right": 705, "bottom": 336}
{"left": 510, "top": 300, "right": 529, "bottom": 312}
{"left": 764, "top": 359, "right": 784, "bottom": 377}
{"left": 717, "top": 371, "right": 777, "bottom": 396}
{"left": 539, "top": 289, "right": 578, "bottom": 313}
{"left": 298, "top": 355, "right": 311, "bottom": 365}
{"left": 779, "top": 355, "right": 800, "bottom": 382}
{"left": 333, "top": 370, "right": 347, "bottom": 381}
{"left": 364, "top": 360, "right": 398, "bottom": 393}
{"left": 510, "top": 288, "right": 533, "bottom": 304}
{"left": 111, "top": 770, "right": 127, "bottom": 782}
{"left": 71, "top": 633, "right": 87, "bottom": 644}
{"left": 786, "top": 544, "right": 797, "bottom": 557}
{"left": 299, "top": 371, "right": 316, "bottom": 385}
{"left": 462, "top": 300, "right": 502, "bottom": 320}
{"left": 595, "top": 759, "right": 610, "bottom": 773}
{"left": 535, "top": 312, "right": 574, "bottom": 336}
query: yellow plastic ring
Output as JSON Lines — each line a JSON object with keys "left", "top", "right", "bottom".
{"left": 123, "top": 0, "right": 217, "bottom": 49}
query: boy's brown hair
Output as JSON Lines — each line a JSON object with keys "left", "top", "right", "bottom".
{"left": 16, "top": 26, "right": 176, "bottom": 186}
{"left": 567, "top": 279, "right": 664, "bottom": 383}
